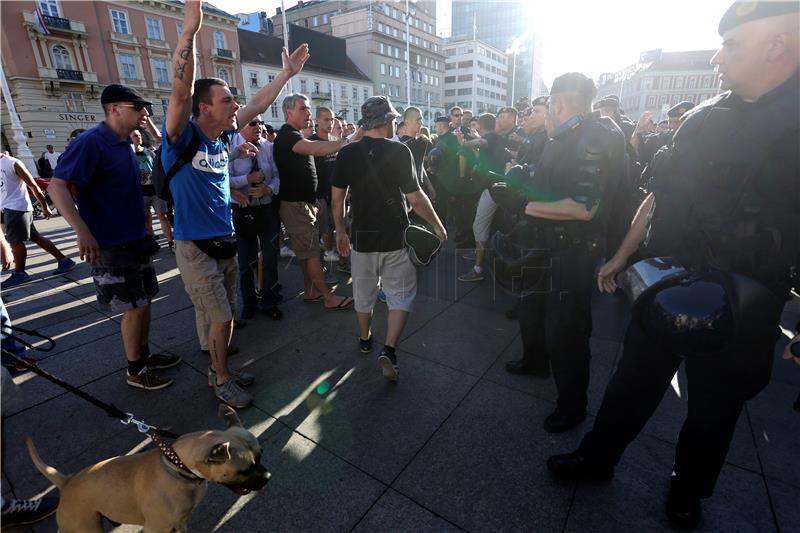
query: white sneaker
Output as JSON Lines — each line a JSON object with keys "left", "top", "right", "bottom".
{"left": 323, "top": 249, "right": 340, "bottom": 261}
{"left": 280, "top": 245, "right": 296, "bottom": 258}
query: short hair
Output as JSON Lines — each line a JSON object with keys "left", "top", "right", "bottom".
{"left": 477, "top": 113, "right": 496, "bottom": 131}
{"left": 192, "top": 78, "right": 228, "bottom": 117}
{"left": 449, "top": 106, "right": 463, "bottom": 116}
{"left": 282, "top": 94, "right": 309, "bottom": 116}
{"left": 463, "top": 109, "right": 473, "bottom": 116}
{"left": 497, "top": 106, "right": 518, "bottom": 118}
{"left": 397, "top": 121, "right": 406, "bottom": 129}
{"left": 316, "top": 106, "right": 333, "bottom": 119}
{"left": 403, "top": 106, "right": 421, "bottom": 120}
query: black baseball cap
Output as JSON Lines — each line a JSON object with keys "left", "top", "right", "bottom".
{"left": 668, "top": 101, "right": 695, "bottom": 118}
{"left": 531, "top": 96, "right": 549, "bottom": 107}
{"left": 101, "top": 84, "right": 152, "bottom": 106}
{"left": 434, "top": 116, "right": 450, "bottom": 124}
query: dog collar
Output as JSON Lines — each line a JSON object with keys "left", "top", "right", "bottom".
{"left": 151, "top": 433, "right": 205, "bottom": 482}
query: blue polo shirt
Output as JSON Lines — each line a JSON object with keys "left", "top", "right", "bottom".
{"left": 161, "top": 120, "right": 233, "bottom": 240}
{"left": 54, "top": 122, "right": 146, "bottom": 248}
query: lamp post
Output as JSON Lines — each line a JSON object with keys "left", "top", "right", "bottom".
{"left": 0, "top": 65, "right": 38, "bottom": 176}
{"left": 280, "top": 0, "right": 292, "bottom": 93}
{"left": 509, "top": 49, "right": 517, "bottom": 105}
{"left": 404, "top": 0, "right": 414, "bottom": 109}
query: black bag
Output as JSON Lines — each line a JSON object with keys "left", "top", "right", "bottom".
{"left": 232, "top": 205, "right": 268, "bottom": 238}
{"left": 193, "top": 235, "right": 238, "bottom": 259}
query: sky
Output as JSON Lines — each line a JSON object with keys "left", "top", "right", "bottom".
{"left": 211, "top": 0, "right": 732, "bottom": 84}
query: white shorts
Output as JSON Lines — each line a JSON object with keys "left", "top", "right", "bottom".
{"left": 472, "top": 188, "right": 498, "bottom": 244}
{"left": 351, "top": 248, "right": 417, "bottom": 313}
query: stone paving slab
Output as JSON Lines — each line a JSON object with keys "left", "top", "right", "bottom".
{"left": 352, "top": 489, "right": 464, "bottom": 532}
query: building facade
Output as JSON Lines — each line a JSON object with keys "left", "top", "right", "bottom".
{"left": 595, "top": 50, "right": 723, "bottom": 121}
{"left": 443, "top": 39, "right": 508, "bottom": 113}
{"left": 238, "top": 28, "right": 372, "bottom": 128}
{"left": 270, "top": 0, "right": 446, "bottom": 120}
{"left": 451, "top": 0, "right": 547, "bottom": 105}
{"left": 1, "top": 0, "right": 240, "bottom": 160}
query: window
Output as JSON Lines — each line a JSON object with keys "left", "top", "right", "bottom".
{"left": 52, "top": 45, "right": 72, "bottom": 70}
{"left": 153, "top": 58, "right": 169, "bottom": 83}
{"left": 383, "top": 3, "right": 391, "bottom": 15}
{"left": 380, "top": 63, "right": 386, "bottom": 75}
{"left": 217, "top": 67, "right": 230, "bottom": 84}
{"left": 322, "top": 14, "right": 329, "bottom": 24}
{"left": 701, "top": 76, "right": 712, "bottom": 88}
{"left": 688, "top": 76, "right": 697, "bottom": 88}
{"left": 394, "top": 47, "right": 399, "bottom": 58}
{"left": 214, "top": 31, "right": 225, "bottom": 50}
{"left": 673, "top": 76, "right": 684, "bottom": 89}
{"left": 119, "top": 53, "right": 137, "bottom": 79}
{"left": 380, "top": 43, "right": 385, "bottom": 55}
{"left": 352, "top": 87, "right": 358, "bottom": 99}
{"left": 39, "top": 0, "right": 59, "bottom": 16}
{"left": 314, "top": 81, "right": 320, "bottom": 93}
{"left": 380, "top": 82, "right": 387, "bottom": 94}
{"left": 363, "top": 88, "right": 369, "bottom": 100}
{"left": 250, "top": 71, "right": 259, "bottom": 87}
{"left": 445, "top": 89, "right": 456, "bottom": 96}
{"left": 161, "top": 98, "right": 169, "bottom": 116}
{"left": 661, "top": 77, "right": 671, "bottom": 89}
{"left": 392, "top": 27, "right": 398, "bottom": 37}
{"left": 271, "top": 103, "right": 278, "bottom": 118}
{"left": 268, "top": 74, "right": 275, "bottom": 83}
{"left": 392, "top": 8, "right": 398, "bottom": 18}
{"left": 145, "top": 17, "right": 162, "bottom": 40}
{"left": 176, "top": 22, "right": 183, "bottom": 36}
{"left": 110, "top": 9, "right": 129, "bottom": 34}
{"left": 312, "top": 16, "right": 318, "bottom": 27}
{"left": 340, "top": 84, "right": 347, "bottom": 98}
{"left": 379, "top": 22, "right": 384, "bottom": 32}
{"left": 445, "top": 75, "right": 455, "bottom": 83}
{"left": 64, "top": 92, "right": 85, "bottom": 112}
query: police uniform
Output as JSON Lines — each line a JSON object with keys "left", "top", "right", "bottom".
{"left": 549, "top": 1, "right": 800, "bottom": 527}
{"left": 637, "top": 101, "right": 695, "bottom": 174}
{"left": 505, "top": 74, "right": 627, "bottom": 431}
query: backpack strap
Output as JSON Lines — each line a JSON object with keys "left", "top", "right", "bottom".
{"left": 166, "top": 126, "right": 202, "bottom": 180}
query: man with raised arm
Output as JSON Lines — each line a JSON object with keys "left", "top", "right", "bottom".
{"left": 164, "top": 0, "right": 308, "bottom": 408}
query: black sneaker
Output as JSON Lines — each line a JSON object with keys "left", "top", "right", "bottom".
{"left": 377, "top": 348, "right": 398, "bottom": 381}
{"left": 359, "top": 335, "right": 373, "bottom": 353}
{"left": 144, "top": 353, "right": 181, "bottom": 370}
{"left": 1, "top": 496, "right": 59, "bottom": 526}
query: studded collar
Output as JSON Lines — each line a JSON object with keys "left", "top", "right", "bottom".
{"left": 150, "top": 433, "right": 205, "bottom": 484}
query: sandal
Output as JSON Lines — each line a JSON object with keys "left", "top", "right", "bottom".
{"left": 325, "top": 296, "right": 354, "bottom": 311}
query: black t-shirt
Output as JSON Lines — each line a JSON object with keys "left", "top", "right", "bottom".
{"left": 332, "top": 137, "right": 421, "bottom": 253}
{"left": 400, "top": 135, "right": 431, "bottom": 186}
{"left": 308, "top": 133, "right": 337, "bottom": 200}
{"left": 273, "top": 124, "right": 317, "bottom": 203}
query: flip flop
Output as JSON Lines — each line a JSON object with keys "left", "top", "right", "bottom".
{"left": 325, "top": 296, "right": 354, "bottom": 311}
{"left": 303, "top": 294, "right": 323, "bottom": 303}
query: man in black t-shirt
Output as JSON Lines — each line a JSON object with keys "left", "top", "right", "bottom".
{"left": 308, "top": 106, "right": 340, "bottom": 261}
{"left": 331, "top": 96, "right": 446, "bottom": 381}
{"left": 399, "top": 106, "right": 436, "bottom": 202}
{"left": 273, "top": 94, "right": 356, "bottom": 311}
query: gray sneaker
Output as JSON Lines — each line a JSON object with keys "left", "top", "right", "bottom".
{"left": 458, "top": 269, "right": 485, "bottom": 282}
{"left": 213, "top": 378, "right": 253, "bottom": 409}
{"left": 377, "top": 349, "right": 399, "bottom": 381}
{"left": 207, "top": 366, "right": 255, "bottom": 388}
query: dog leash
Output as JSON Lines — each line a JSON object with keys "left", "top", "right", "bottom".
{"left": 2, "top": 325, "right": 180, "bottom": 440}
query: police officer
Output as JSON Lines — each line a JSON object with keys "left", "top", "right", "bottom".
{"left": 593, "top": 94, "right": 636, "bottom": 142}
{"left": 516, "top": 96, "right": 550, "bottom": 170}
{"left": 494, "top": 72, "right": 626, "bottom": 433}
{"left": 547, "top": 2, "right": 800, "bottom": 529}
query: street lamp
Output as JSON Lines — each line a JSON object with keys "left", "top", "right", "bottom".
{"left": 506, "top": 32, "right": 527, "bottom": 106}
{"left": 405, "top": 0, "right": 415, "bottom": 109}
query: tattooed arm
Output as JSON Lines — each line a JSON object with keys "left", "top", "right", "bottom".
{"left": 166, "top": 0, "right": 202, "bottom": 144}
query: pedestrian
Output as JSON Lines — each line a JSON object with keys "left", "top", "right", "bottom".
{"left": 43, "top": 145, "right": 61, "bottom": 172}
{"left": 130, "top": 129, "right": 173, "bottom": 249}
{"left": 49, "top": 83, "right": 179, "bottom": 390}
{"left": 331, "top": 96, "right": 446, "bottom": 380}
{"left": 494, "top": 72, "right": 626, "bottom": 434}
{"left": 1, "top": 153, "right": 75, "bottom": 288}
{"left": 163, "top": 0, "right": 308, "bottom": 408}
{"left": 547, "top": 2, "right": 799, "bottom": 528}
{"left": 273, "top": 93, "right": 356, "bottom": 311}
{"left": 308, "top": 106, "right": 340, "bottom": 263}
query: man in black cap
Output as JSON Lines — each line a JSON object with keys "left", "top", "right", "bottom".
{"left": 548, "top": 2, "right": 799, "bottom": 528}
{"left": 331, "top": 96, "right": 446, "bottom": 381}
{"left": 49, "top": 83, "right": 180, "bottom": 390}
{"left": 593, "top": 94, "right": 636, "bottom": 141}
{"left": 495, "top": 72, "right": 626, "bottom": 433}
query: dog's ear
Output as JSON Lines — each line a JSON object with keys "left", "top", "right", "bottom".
{"left": 208, "top": 442, "right": 231, "bottom": 463}
{"left": 218, "top": 404, "right": 243, "bottom": 428}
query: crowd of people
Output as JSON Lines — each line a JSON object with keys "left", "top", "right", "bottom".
{"left": 1, "top": 0, "right": 798, "bottom": 529}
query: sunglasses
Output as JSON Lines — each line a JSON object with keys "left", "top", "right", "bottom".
{"left": 249, "top": 120, "right": 264, "bottom": 127}
{"left": 116, "top": 102, "right": 151, "bottom": 113}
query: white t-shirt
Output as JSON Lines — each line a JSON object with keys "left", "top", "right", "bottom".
{"left": 0, "top": 154, "right": 33, "bottom": 212}
{"left": 44, "top": 150, "right": 61, "bottom": 170}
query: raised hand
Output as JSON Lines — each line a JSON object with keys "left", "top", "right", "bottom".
{"left": 182, "top": 0, "right": 203, "bottom": 35}
{"left": 232, "top": 142, "right": 259, "bottom": 160}
{"left": 282, "top": 44, "right": 310, "bottom": 77}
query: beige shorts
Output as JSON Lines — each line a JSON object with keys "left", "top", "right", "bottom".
{"left": 174, "top": 240, "right": 238, "bottom": 323}
{"left": 280, "top": 201, "right": 320, "bottom": 260}
{"left": 351, "top": 248, "right": 417, "bottom": 313}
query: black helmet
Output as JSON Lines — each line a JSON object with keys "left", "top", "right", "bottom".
{"left": 488, "top": 222, "right": 550, "bottom": 297}
{"left": 618, "top": 258, "right": 779, "bottom": 357}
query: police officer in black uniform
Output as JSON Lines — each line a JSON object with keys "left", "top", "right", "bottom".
{"left": 547, "top": 2, "right": 800, "bottom": 529}
{"left": 493, "top": 72, "right": 626, "bottom": 433}
{"left": 516, "top": 96, "right": 550, "bottom": 170}
{"left": 593, "top": 94, "right": 636, "bottom": 142}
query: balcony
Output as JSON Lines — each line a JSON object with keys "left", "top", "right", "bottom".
{"left": 23, "top": 11, "right": 87, "bottom": 34}
{"left": 56, "top": 69, "right": 84, "bottom": 81}
{"left": 212, "top": 48, "right": 236, "bottom": 60}
{"left": 38, "top": 66, "right": 98, "bottom": 83}
{"left": 145, "top": 38, "right": 170, "bottom": 50}
{"left": 110, "top": 31, "right": 139, "bottom": 45}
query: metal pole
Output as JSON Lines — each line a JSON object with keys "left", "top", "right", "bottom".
{"left": 427, "top": 92, "right": 431, "bottom": 129}
{"left": 280, "top": 0, "right": 292, "bottom": 94}
{"left": 510, "top": 51, "right": 516, "bottom": 106}
{"left": 405, "top": 0, "right": 411, "bottom": 109}
{"left": 0, "top": 65, "right": 38, "bottom": 176}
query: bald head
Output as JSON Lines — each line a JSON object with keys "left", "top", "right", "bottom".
{"left": 711, "top": 12, "right": 799, "bottom": 101}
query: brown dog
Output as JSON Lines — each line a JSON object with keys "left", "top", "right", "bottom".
{"left": 26, "top": 405, "right": 270, "bottom": 533}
